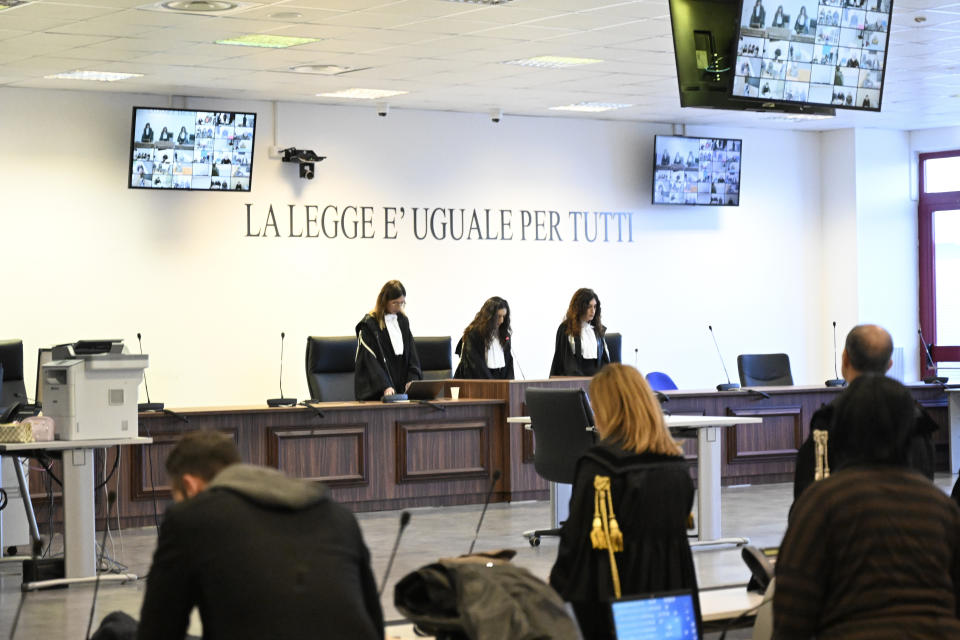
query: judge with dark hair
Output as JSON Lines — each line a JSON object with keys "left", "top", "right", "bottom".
{"left": 792, "top": 324, "right": 937, "bottom": 503}
{"left": 549, "top": 288, "right": 611, "bottom": 377}
{"left": 749, "top": 0, "right": 766, "bottom": 27}
{"left": 137, "top": 430, "right": 383, "bottom": 640}
{"left": 141, "top": 122, "right": 153, "bottom": 143}
{"left": 354, "top": 280, "right": 422, "bottom": 400}
{"left": 772, "top": 5, "right": 787, "bottom": 26}
{"left": 794, "top": 6, "right": 809, "bottom": 33}
{"left": 176, "top": 125, "right": 189, "bottom": 145}
{"left": 158, "top": 126, "right": 172, "bottom": 142}
{"left": 454, "top": 296, "right": 514, "bottom": 380}
{"left": 775, "top": 375, "right": 960, "bottom": 640}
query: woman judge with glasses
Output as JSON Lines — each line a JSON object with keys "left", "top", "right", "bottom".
{"left": 454, "top": 297, "right": 514, "bottom": 380}
{"left": 354, "top": 280, "right": 422, "bottom": 400}
{"left": 550, "top": 288, "right": 610, "bottom": 377}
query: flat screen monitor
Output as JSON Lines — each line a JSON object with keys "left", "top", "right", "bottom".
{"left": 129, "top": 107, "right": 256, "bottom": 191}
{"left": 0, "top": 339, "right": 25, "bottom": 406}
{"left": 730, "top": 0, "right": 892, "bottom": 111}
{"left": 611, "top": 590, "right": 702, "bottom": 640}
{"left": 653, "top": 135, "right": 742, "bottom": 206}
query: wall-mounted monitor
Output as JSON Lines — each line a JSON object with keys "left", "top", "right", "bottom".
{"left": 653, "top": 135, "right": 742, "bottom": 206}
{"left": 129, "top": 107, "right": 256, "bottom": 191}
{"left": 730, "top": 0, "right": 892, "bottom": 111}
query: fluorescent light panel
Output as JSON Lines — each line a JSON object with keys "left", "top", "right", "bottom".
{"left": 216, "top": 34, "right": 317, "bottom": 48}
{"left": 44, "top": 70, "right": 143, "bottom": 82}
{"left": 550, "top": 102, "right": 632, "bottom": 112}
{"left": 505, "top": 56, "right": 603, "bottom": 69}
{"left": 317, "top": 88, "right": 407, "bottom": 99}
{"left": 290, "top": 64, "right": 362, "bottom": 76}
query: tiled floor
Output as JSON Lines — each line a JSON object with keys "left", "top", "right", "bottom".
{"left": 1, "top": 474, "right": 955, "bottom": 639}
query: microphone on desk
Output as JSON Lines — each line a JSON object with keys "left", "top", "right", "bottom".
{"left": 378, "top": 511, "right": 411, "bottom": 597}
{"left": 918, "top": 328, "right": 948, "bottom": 384}
{"left": 136, "top": 333, "right": 165, "bottom": 412}
{"left": 267, "top": 332, "right": 297, "bottom": 407}
{"left": 84, "top": 490, "right": 117, "bottom": 640}
{"left": 468, "top": 469, "right": 502, "bottom": 555}
{"left": 708, "top": 325, "right": 740, "bottom": 391}
{"left": 510, "top": 339, "right": 526, "bottom": 380}
{"left": 825, "top": 321, "right": 845, "bottom": 387}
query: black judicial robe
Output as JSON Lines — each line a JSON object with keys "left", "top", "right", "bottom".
{"left": 550, "top": 445, "right": 698, "bottom": 640}
{"left": 453, "top": 331, "right": 514, "bottom": 380}
{"left": 549, "top": 323, "right": 610, "bottom": 377}
{"left": 354, "top": 313, "right": 421, "bottom": 400}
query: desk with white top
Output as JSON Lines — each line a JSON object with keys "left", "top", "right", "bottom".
{"left": 0, "top": 436, "right": 152, "bottom": 589}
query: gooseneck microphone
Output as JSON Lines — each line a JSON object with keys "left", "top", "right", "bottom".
{"left": 136, "top": 333, "right": 165, "bottom": 412}
{"left": 267, "top": 332, "right": 297, "bottom": 407}
{"left": 708, "top": 325, "right": 740, "bottom": 391}
{"left": 825, "top": 321, "right": 845, "bottom": 387}
{"left": 378, "top": 511, "right": 412, "bottom": 597}
{"left": 85, "top": 491, "right": 117, "bottom": 640}
{"left": 468, "top": 470, "right": 502, "bottom": 555}
{"left": 918, "top": 327, "right": 948, "bottom": 384}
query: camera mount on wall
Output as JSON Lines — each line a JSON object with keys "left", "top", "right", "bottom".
{"left": 280, "top": 147, "right": 326, "bottom": 180}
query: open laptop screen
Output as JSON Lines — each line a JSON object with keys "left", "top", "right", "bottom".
{"left": 611, "top": 590, "right": 701, "bottom": 640}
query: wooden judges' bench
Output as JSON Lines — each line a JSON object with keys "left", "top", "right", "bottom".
{"left": 23, "top": 381, "right": 952, "bottom": 531}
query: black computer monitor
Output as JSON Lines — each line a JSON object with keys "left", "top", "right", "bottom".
{"left": 0, "top": 339, "right": 26, "bottom": 406}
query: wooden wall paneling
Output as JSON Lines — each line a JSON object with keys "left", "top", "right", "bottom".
{"left": 396, "top": 419, "right": 489, "bottom": 482}
{"left": 266, "top": 424, "right": 367, "bottom": 487}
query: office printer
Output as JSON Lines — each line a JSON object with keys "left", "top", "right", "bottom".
{"left": 42, "top": 340, "right": 148, "bottom": 440}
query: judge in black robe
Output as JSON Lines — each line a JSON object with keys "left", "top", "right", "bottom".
{"left": 549, "top": 288, "right": 611, "bottom": 377}
{"left": 549, "top": 365, "right": 697, "bottom": 640}
{"left": 354, "top": 280, "right": 422, "bottom": 400}
{"left": 453, "top": 296, "right": 514, "bottom": 380}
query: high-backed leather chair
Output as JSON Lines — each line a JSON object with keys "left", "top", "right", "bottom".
{"left": 305, "top": 336, "right": 356, "bottom": 402}
{"left": 415, "top": 336, "right": 452, "bottom": 380}
{"left": 605, "top": 331, "right": 622, "bottom": 364}
{"left": 522, "top": 387, "right": 597, "bottom": 546}
{"left": 0, "top": 339, "right": 26, "bottom": 407}
{"left": 737, "top": 353, "right": 794, "bottom": 387}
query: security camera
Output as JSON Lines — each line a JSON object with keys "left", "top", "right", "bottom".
{"left": 280, "top": 147, "right": 325, "bottom": 179}
{"left": 377, "top": 103, "right": 390, "bottom": 117}
{"left": 490, "top": 108, "right": 502, "bottom": 124}
{"left": 299, "top": 163, "right": 315, "bottom": 180}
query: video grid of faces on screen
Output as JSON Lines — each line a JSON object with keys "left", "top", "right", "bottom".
{"left": 732, "top": 0, "right": 890, "bottom": 110}
{"left": 130, "top": 109, "right": 255, "bottom": 191}
{"left": 653, "top": 137, "right": 741, "bottom": 206}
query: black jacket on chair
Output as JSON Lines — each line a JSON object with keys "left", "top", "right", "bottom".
{"left": 550, "top": 445, "right": 697, "bottom": 640}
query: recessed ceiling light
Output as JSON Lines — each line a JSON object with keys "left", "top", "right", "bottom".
{"left": 269, "top": 11, "right": 302, "bottom": 20}
{"left": 549, "top": 102, "right": 632, "bottom": 112}
{"left": 505, "top": 56, "right": 604, "bottom": 69}
{"left": 444, "top": 0, "right": 513, "bottom": 4}
{"left": 290, "top": 64, "right": 363, "bottom": 76}
{"left": 162, "top": 0, "right": 236, "bottom": 11}
{"left": 44, "top": 70, "right": 143, "bottom": 82}
{"left": 216, "top": 34, "right": 318, "bottom": 48}
{"left": 317, "top": 88, "right": 407, "bottom": 99}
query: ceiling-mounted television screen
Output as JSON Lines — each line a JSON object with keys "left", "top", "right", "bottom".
{"left": 129, "top": 107, "right": 256, "bottom": 191}
{"left": 730, "top": 0, "right": 892, "bottom": 110}
{"left": 653, "top": 135, "right": 742, "bottom": 206}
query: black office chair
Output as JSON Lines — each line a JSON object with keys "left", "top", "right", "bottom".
{"left": 737, "top": 353, "right": 794, "bottom": 387}
{"left": 0, "top": 339, "right": 27, "bottom": 407}
{"left": 605, "top": 331, "right": 622, "bottom": 364}
{"left": 415, "top": 336, "right": 452, "bottom": 380}
{"left": 522, "top": 387, "right": 597, "bottom": 546}
{"left": 305, "top": 336, "right": 356, "bottom": 402}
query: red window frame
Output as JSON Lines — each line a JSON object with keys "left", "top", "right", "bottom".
{"left": 918, "top": 149, "right": 960, "bottom": 378}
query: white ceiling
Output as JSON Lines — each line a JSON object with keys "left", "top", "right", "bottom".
{"left": 1, "top": 0, "right": 959, "bottom": 131}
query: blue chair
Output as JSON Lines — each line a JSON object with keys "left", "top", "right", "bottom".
{"left": 646, "top": 371, "right": 678, "bottom": 391}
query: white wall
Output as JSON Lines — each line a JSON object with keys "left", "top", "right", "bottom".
{"left": 2, "top": 87, "right": 827, "bottom": 406}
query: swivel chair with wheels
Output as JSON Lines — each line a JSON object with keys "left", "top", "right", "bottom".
{"left": 305, "top": 336, "right": 356, "bottom": 402}
{"left": 522, "top": 387, "right": 597, "bottom": 546}
{"left": 646, "top": 371, "right": 678, "bottom": 391}
{"left": 414, "top": 336, "right": 452, "bottom": 380}
{"left": 737, "top": 353, "right": 794, "bottom": 387}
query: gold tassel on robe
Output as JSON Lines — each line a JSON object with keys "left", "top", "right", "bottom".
{"left": 590, "top": 475, "right": 622, "bottom": 599}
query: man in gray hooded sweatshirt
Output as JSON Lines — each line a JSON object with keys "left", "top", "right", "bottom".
{"left": 137, "top": 430, "right": 383, "bottom": 640}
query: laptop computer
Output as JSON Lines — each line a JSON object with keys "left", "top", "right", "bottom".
{"left": 405, "top": 379, "right": 446, "bottom": 401}
{"left": 610, "top": 590, "right": 702, "bottom": 640}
